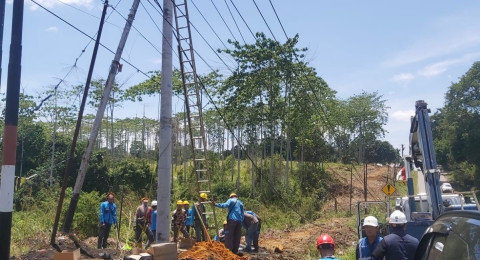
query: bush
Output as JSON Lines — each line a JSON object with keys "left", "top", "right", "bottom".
{"left": 71, "top": 190, "right": 102, "bottom": 237}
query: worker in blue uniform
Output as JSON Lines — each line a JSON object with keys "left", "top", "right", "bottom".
{"left": 213, "top": 193, "right": 244, "bottom": 254}
{"left": 356, "top": 216, "right": 383, "bottom": 260}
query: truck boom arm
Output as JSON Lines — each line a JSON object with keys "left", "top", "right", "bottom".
{"left": 409, "top": 100, "right": 444, "bottom": 219}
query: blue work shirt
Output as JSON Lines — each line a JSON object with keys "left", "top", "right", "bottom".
{"left": 215, "top": 197, "right": 244, "bottom": 222}
{"left": 150, "top": 209, "right": 157, "bottom": 231}
{"left": 318, "top": 256, "right": 340, "bottom": 260}
{"left": 245, "top": 210, "right": 258, "bottom": 218}
{"left": 99, "top": 201, "right": 117, "bottom": 225}
{"left": 185, "top": 208, "right": 194, "bottom": 226}
{"left": 356, "top": 236, "right": 382, "bottom": 260}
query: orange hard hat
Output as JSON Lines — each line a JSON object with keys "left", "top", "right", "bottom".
{"left": 316, "top": 234, "right": 335, "bottom": 249}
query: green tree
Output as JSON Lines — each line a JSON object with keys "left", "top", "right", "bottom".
{"left": 346, "top": 91, "right": 389, "bottom": 163}
{"left": 365, "top": 140, "right": 399, "bottom": 164}
{"left": 432, "top": 61, "right": 480, "bottom": 190}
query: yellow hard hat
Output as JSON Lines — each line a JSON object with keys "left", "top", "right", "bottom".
{"left": 223, "top": 220, "right": 227, "bottom": 225}
{"left": 177, "top": 200, "right": 183, "bottom": 205}
{"left": 183, "top": 200, "right": 189, "bottom": 205}
{"left": 200, "top": 193, "right": 208, "bottom": 199}
{"left": 229, "top": 193, "right": 237, "bottom": 198}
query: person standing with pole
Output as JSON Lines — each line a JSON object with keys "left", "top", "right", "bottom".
{"left": 192, "top": 193, "right": 208, "bottom": 242}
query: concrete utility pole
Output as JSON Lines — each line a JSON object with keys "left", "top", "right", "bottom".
{"left": 0, "top": 0, "right": 24, "bottom": 258}
{"left": 0, "top": 0, "right": 6, "bottom": 85}
{"left": 156, "top": 0, "right": 173, "bottom": 243}
{"left": 51, "top": 1, "right": 108, "bottom": 245}
{"left": 62, "top": 0, "right": 140, "bottom": 232}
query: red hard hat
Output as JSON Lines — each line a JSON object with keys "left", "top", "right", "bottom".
{"left": 316, "top": 234, "right": 335, "bottom": 249}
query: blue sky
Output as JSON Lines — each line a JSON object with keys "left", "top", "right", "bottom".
{"left": 1, "top": 0, "right": 480, "bottom": 153}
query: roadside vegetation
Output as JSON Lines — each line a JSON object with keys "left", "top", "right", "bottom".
{"left": 3, "top": 34, "right": 479, "bottom": 258}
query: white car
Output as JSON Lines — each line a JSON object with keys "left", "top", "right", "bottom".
{"left": 441, "top": 183, "right": 453, "bottom": 193}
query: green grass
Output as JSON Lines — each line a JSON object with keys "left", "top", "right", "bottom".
{"left": 11, "top": 210, "right": 53, "bottom": 256}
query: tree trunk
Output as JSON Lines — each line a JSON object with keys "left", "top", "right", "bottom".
{"left": 236, "top": 125, "right": 240, "bottom": 190}
{"left": 270, "top": 127, "right": 274, "bottom": 181}
{"left": 285, "top": 134, "right": 290, "bottom": 188}
{"left": 279, "top": 130, "right": 284, "bottom": 183}
{"left": 231, "top": 129, "right": 234, "bottom": 182}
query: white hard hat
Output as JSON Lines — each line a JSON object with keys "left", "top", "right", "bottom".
{"left": 363, "top": 216, "right": 379, "bottom": 227}
{"left": 389, "top": 210, "right": 407, "bottom": 224}
{"left": 151, "top": 200, "right": 157, "bottom": 206}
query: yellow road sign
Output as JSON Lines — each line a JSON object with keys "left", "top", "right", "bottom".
{"left": 382, "top": 183, "right": 396, "bottom": 196}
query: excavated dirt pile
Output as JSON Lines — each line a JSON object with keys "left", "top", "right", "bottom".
{"left": 178, "top": 241, "right": 248, "bottom": 260}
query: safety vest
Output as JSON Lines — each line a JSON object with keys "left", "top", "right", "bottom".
{"left": 358, "top": 236, "right": 382, "bottom": 260}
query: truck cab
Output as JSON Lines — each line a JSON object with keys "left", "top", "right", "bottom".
{"left": 415, "top": 210, "right": 480, "bottom": 259}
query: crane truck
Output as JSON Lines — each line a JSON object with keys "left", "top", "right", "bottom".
{"left": 357, "top": 100, "right": 479, "bottom": 241}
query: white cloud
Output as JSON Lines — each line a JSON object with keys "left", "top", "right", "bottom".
{"left": 152, "top": 59, "right": 162, "bottom": 64}
{"left": 385, "top": 32, "right": 480, "bottom": 67}
{"left": 391, "top": 73, "right": 414, "bottom": 82}
{"left": 418, "top": 52, "right": 480, "bottom": 78}
{"left": 418, "top": 63, "right": 448, "bottom": 78}
{"left": 391, "top": 110, "right": 414, "bottom": 122}
{"left": 28, "top": 0, "right": 94, "bottom": 11}
{"left": 45, "top": 26, "right": 58, "bottom": 32}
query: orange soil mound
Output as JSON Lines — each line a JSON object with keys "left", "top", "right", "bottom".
{"left": 178, "top": 241, "right": 248, "bottom": 260}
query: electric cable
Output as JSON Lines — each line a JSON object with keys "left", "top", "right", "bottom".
{"left": 223, "top": 0, "right": 246, "bottom": 44}
{"left": 143, "top": 0, "right": 180, "bottom": 59}
{"left": 169, "top": 0, "right": 234, "bottom": 72}
{"left": 229, "top": 0, "right": 256, "bottom": 40}
{"left": 54, "top": 0, "right": 121, "bottom": 29}
{"left": 30, "top": 0, "right": 124, "bottom": 112}
{"left": 252, "top": 0, "right": 276, "bottom": 41}
{"left": 30, "top": 0, "right": 163, "bottom": 95}
{"left": 209, "top": 0, "right": 238, "bottom": 43}
{"left": 269, "top": 0, "right": 288, "bottom": 40}
{"left": 109, "top": 3, "right": 163, "bottom": 56}
{"left": 190, "top": 0, "right": 229, "bottom": 51}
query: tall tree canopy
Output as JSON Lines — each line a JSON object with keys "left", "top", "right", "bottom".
{"left": 432, "top": 61, "right": 480, "bottom": 190}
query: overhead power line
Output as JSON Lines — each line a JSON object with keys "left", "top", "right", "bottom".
{"left": 269, "top": 0, "right": 288, "bottom": 40}
{"left": 191, "top": 0, "right": 229, "bottom": 51}
{"left": 30, "top": 0, "right": 155, "bottom": 87}
{"left": 31, "top": 0, "right": 124, "bottom": 112}
{"left": 229, "top": 0, "right": 256, "bottom": 40}
{"left": 109, "top": 3, "right": 163, "bottom": 56}
{"left": 54, "top": 0, "right": 121, "bottom": 29}
{"left": 210, "top": 0, "right": 238, "bottom": 43}
{"left": 252, "top": 0, "right": 276, "bottom": 41}
{"left": 223, "top": 0, "right": 246, "bottom": 44}
{"left": 144, "top": 0, "right": 180, "bottom": 59}
{"left": 159, "top": 0, "right": 234, "bottom": 72}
